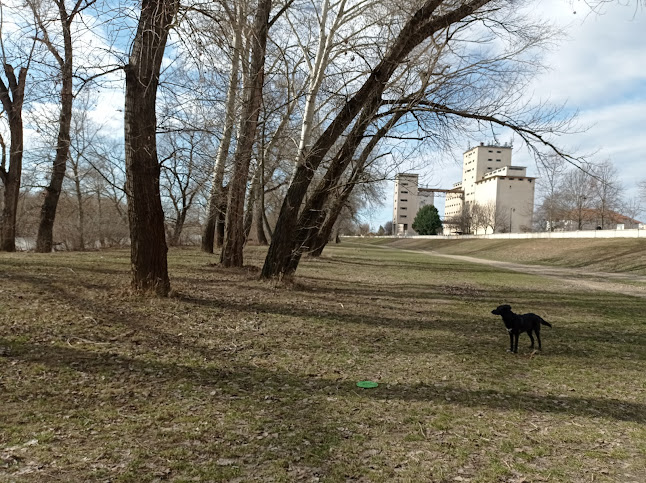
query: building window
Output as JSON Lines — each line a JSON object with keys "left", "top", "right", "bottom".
{"left": 496, "top": 159, "right": 501, "bottom": 162}
{"left": 401, "top": 190, "right": 408, "bottom": 194}
{"left": 400, "top": 199, "right": 407, "bottom": 202}
{"left": 401, "top": 207, "right": 407, "bottom": 210}
{"left": 401, "top": 215, "right": 407, "bottom": 218}
{"left": 488, "top": 158, "right": 492, "bottom": 161}
{"left": 402, "top": 183, "right": 408, "bottom": 186}
{"left": 403, "top": 224, "right": 408, "bottom": 230}
{"left": 488, "top": 150, "right": 493, "bottom": 153}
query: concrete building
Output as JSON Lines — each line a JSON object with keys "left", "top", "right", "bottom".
{"left": 444, "top": 142, "right": 536, "bottom": 234}
{"left": 393, "top": 173, "right": 435, "bottom": 235}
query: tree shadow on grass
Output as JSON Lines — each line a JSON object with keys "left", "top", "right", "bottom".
{"left": 7, "top": 270, "right": 646, "bottom": 363}
{"left": 11, "top": 341, "right": 646, "bottom": 426}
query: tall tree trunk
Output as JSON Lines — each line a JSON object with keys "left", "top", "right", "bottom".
{"left": 0, "top": 65, "right": 27, "bottom": 252}
{"left": 202, "top": 6, "right": 243, "bottom": 253}
{"left": 72, "top": 163, "right": 85, "bottom": 250}
{"left": 96, "top": 189, "right": 103, "bottom": 248}
{"left": 34, "top": 1, "right": 75, "bottom": 253}
{"left": 261, "top": 0, "right": 489, "bottom": 279}
{"left": 124, "top": 0, "right": 178, "bottom": 295}
{"left": 220, "top": 0, "right": 272, "bottom": 267}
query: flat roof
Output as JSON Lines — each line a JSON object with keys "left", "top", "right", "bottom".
{"left": 475, "top": 175, "right": 537, "bottom": 184}
{"left": 464, "top": 144, "right": 513, "bottom": 154}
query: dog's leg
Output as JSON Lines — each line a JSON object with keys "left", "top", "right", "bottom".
{"left": 527, "top": 331, "right": 535, "bottom": 349}
{"left": 513, "top": 332, "right": 519, "bottom": 353}
{"left": 536, "top": 330, "right": 542, "bottom": 350}
{"left": 508, "top": 332, "right": 514, "bottom": 352}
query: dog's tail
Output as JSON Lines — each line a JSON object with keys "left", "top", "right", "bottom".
{"left": 540, "top": 317, "right": 552, "bottom": 328}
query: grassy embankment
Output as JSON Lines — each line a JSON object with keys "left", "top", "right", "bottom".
{"left": 1, "top": 243, "right": 645, "bottom": 482}
{"left": 358, "top": 237, "right": 646, "bottom": 275}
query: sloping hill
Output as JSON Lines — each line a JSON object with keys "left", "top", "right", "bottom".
{"left": 351, "top": 237, "right": 646, "bottom": 275}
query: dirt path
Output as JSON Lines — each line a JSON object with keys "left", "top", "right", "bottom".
{"left": 389, "top": 246, "right": 646, "bottom": 299}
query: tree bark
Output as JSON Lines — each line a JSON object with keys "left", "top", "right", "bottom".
{"left": 124, "top": 0, "right": 178, "bottom": 295}
{"left": 261, "top": 0, "right": 490, "bottom": 279}
{"left": 220, "top": 0, "right": 272, "bottom": 267}
{"left": 202, "top": 5, "right": 243, "bottom": 253}
{"left": 254, "top": 162, "right": 268, "bottom": 245}
{"left": 243, "top": 164, "right": 261, "bottom": 243}
{"left": 307, "top": 108, "right": 404, "bottom": 258}
{"left": 72, "top": 162, "right": 85, "bottom": 250}
{"left": 0, "top": 64, "right": 28, "bottom": 252}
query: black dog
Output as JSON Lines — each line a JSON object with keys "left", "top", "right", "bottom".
{"left": 491, "top": 305, "right": 552, "bottom": 353}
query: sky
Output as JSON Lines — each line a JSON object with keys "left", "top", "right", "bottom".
{"left": 364, "top": 0, "right": 646, "bottom": 229}
{"left": 5, "top": 0, "right": 643, "bottom": 229}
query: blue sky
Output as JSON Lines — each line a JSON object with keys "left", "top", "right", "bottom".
{"left": 365, "top": 1, "right": 646, "bottom": 229}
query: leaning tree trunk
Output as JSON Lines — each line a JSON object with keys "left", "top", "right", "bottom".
{"left": 261, "top": 0, "right": 488, "bottom": 279}
{"left": 220, "top": 0, "right": 272, "bottom": 267}
{"left": 285, "top": 97, "right": 383, "bottom": 273}
{"left": 124, "top": 0, "right": 178, "bottom": 295}
{"left": 305, "top": 108, "right": 406, "bottom": 259}
{"left": 0, "top": 65, "right": 27, "bottom": 252}
{"left": 309, "top": 194, "right": 351, "bottom": 257}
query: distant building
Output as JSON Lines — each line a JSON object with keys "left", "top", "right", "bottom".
{"left": 392, "top": 173, "right": 435, "bottom": 235}
{"left": 552, "top": 209, "right": 643, "bottom": 231}
{"left": 444, "top": 142, "right": 536, "bottom": 234}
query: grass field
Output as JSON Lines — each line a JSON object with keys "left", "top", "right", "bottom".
{"left": 1, "top": 241, "right": 645, "bottom": 482}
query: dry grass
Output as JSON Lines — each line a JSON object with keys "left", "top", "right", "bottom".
{"left": 365, "top": 237, "right": 646, "bottom": 275}
{"left": 1, "top": 243, "right": 645, "bottom": 482}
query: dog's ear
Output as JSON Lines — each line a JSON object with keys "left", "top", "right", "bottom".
{"left": 500, "top": 304, "right": 511, "bottom": 311}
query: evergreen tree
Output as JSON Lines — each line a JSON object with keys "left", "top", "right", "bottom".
{"left": 412, "top": 205, "right": 442, "bottom": 235}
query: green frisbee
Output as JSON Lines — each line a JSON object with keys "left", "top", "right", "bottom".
{"left": 356, "top": 381, "right": 379, "bottom": 389}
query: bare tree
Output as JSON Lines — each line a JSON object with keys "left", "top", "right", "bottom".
{"left": 28, "top": 0, "right": 95, "bottom": 252}
{"left": 220, "top": 0, "right": 273, "bottom": 267}
{"left": 124, "top": 0, "right": 179, "bottom": 295}
{"left": 202, "top": 3, "right": 245, "bottom": 253}
{"left": 0, "top": 2, "right": 36, "bottom": 252}
{"left": 159, "top": 129, "right": 211, "bottom": 246}
{"left": 0, "top": 62, "right": 29, "bottom": 252}
{"left": 591, "top": 159, "right": 621, "bottom": 229}
{"left": 287, "top": 0, "right": 380, "bottom": 177}
{"left": 561, "top": 164, "right": 596, "bottom": 230}
{"left": 65, "top": 97, "right": 100, "bottom": 250}
{"left": 536, "top": 154, "right": 567, "bottom": 231}
{"left": 639, "top": 180, "right": 646, "bottom": 203}
{"left": 444, "top": 203, "right": 474, "bottom": 235}
{"left": 621, "top": 197, "right": 642, "bottom": 225}
{"left": 260, "top": 0, "right": 576, "bottom": 279}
